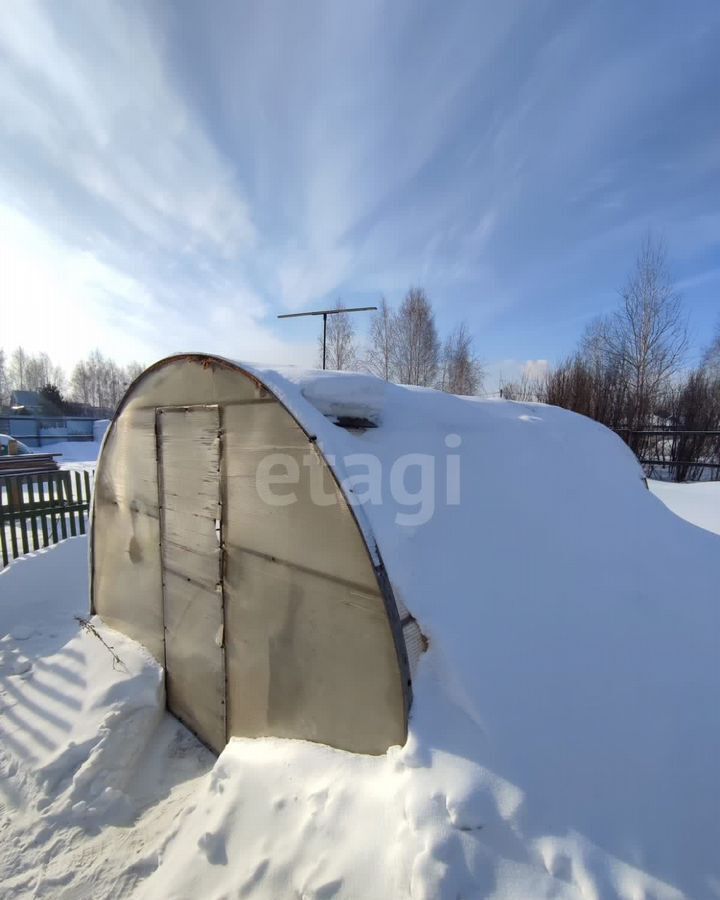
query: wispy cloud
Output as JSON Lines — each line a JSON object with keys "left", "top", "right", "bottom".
{"left": 2, "top": 0, "right": 720, "bottom": 369}
{"left": 0, "top": 0, "right": 301, "bottom": 365}
{"left": 0, "top": 1, "right": 254, "bottom": 253}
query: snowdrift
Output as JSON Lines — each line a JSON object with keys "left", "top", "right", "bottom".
{"left": 649, "top": 479, "right": 720, "bottom": 537}
{"left": 297, "top": 369, "right": 386, "bottom": 423}
{"left": 1, "top": 364, "right": 719, "bottom": 900}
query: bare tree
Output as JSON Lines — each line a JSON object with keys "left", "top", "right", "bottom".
{"left": 7, "top": 347, "right": 65, "bottom": 394}
{"left": 539, "top": 237, "right": 696, "bottom": 467}
{"left": 667, "top": 369, "right": 720, "bottom": 481}
{"left": 572, "top": 317, "right": 631, "bottom": 426}
{"left": 125, "top": 362, "right": 145, "bottom": 385}
{"left": 25, "top": 352, "right": 65, "bottom": 393}
{"left": 500, "top": 369, "right": 543, "bottom": 402}
{"left": 24, "top": 353, "right": 49, "bottom": 391}
{"left": 70, "top": 360, "right": 93, "bottom": 406}
{"left": 602, "top": 234, "right": 688, "bottom": 429}
{"left": 0, "top": 350, "right": 9, "bottom": 406}
{"left": 318, "top": 302, "right": 359, "bottom": 371}
{"left": 364, "top": 298, "right": 397, "bottom": 380}
{"left": 541, "top": 352, "right": 623, "bottom": 423}
{"left": 701, "top": 320, "right": 720, "bottom": 379}
{"left": 438, "top": 323, "right": 484, "bottom": 395}
{"left": 70, "top": 350, "right": 127, "bottom": 410}
{"left": 9, "top": 347, "right": 28, "bottom": 391}
{"left": 392, "top": 287, "right": 439, "bottom": 386}
{"left": 1, "top": 346, "right": 141, "bottom": 412}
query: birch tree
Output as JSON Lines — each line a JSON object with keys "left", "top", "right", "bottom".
{"left": 318, "top": 302, "right": 359, "bottom": 371}
{"left": 364, "top": 298, "right": 397, "bottom": 380}
{"left": 9, "top": 347, "right": 28, "bottom": 390}
{"left": 603, "top": 235, "right": 688, "bottom": 428}
{"left": 438, "top": 323, "right": 483, "bottom": 395}
{"left": 392, "top": 288, "right": 439, "bottom": 386}
{"left": 0, "top": 350, "right": 9, "bottom": 405}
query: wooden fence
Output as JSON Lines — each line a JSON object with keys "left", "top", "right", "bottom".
{"left": 0, "top": 469, "right": 93, "bottom": 569}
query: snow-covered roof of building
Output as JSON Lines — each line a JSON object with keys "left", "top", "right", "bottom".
{"left": 9, "top": 389, "right": 47, "bottom": 412}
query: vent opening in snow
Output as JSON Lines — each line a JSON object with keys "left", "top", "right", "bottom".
{"left": 334, "top": 416, "right": 378, "bottom": 430}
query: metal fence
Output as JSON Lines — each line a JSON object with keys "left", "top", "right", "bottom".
{"left": 0, "top": 415, "right": 99, "bottom": 448}
{"left": 616, "top": 429, "right": 720, "bottom": 482}
{"left": 0, "top": 468, "right": 94, "bottom": 569}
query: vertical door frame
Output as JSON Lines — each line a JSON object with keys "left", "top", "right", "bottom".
{"left": 155, "top": 403, "right": 228, "bottom": 750}
{"left": 217, "top": 402, "right": 228, "bottom": 745}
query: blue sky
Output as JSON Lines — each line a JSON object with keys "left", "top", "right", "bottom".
{"left": 1, "top": 1, "right": 719, "bottom": 387}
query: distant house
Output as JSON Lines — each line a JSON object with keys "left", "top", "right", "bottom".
{"left": 6, "top": 392, "right": 112, "bottom": 419}
{"left": 9, "top": 390, "right": 61, "bottom": 416}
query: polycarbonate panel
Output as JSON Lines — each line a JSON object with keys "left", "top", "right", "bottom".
{"left": 223, "top": 401, "right": 378, "bottom": 593}
{"left": 157, "top": 405, "right": 226, "bottom": 752}
{"left": 221, "top": 395, "right": 406, "bottom": 753}
{"left": 224, "top": 548, "right": 405, "bottom": 753}
{"left": 91, "top": 405, "right": 164, "bottom": 659}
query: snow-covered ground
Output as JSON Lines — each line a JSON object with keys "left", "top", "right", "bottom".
{"left": 1, "top": 374, "right": 719, "bottom": 900}
{"left": 0, "top": 539, "right": 214, "bottom": 898}
{"left": 649, "top": 479, "right": 720, "bottom": 536}
{"left": 40, "top": 439, "right": 101, "bottom": 467}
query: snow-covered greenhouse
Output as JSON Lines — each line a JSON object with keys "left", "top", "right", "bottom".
{"left": 39, "top": 349, "right": 720, "bottom": 896}
{"left": 90, "top": 353, "right": 422, "bottom": 755}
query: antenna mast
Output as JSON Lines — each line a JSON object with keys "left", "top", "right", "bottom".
{"left": 278, "top": 306, "right": 377, "bottom": 370}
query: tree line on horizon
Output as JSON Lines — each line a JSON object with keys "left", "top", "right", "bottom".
{"left": 0, "top": 286, "right": 486, "bottom": 416}
{"left": 0, "top": 348, "right": 144, "bottom": 413}
{"left": 320, "top": 287, "right": 484, "bottom": 396}
{"left": 499, "top": 234, "right": 720, "bottom": 480}
{"left": 2, "top": 234, "right": 718, "bottom": 447}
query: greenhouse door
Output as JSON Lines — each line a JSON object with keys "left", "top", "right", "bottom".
{"left": 156, "top": 405, "right": 226, "bottom": 752}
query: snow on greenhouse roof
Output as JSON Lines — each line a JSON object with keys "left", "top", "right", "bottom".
{"left": 232, "top": 361, "right": 720, "bottom": 898}
{"left": 294, "top": 369, "right": 386, "bottom": 424}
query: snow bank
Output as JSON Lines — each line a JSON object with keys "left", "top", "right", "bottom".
{"left": 139, "top": 713, "right": 586, "bottom": 900}
{"left": 0, "top": 539, "right": 213, "bottom": 898}
{"left": 40, "top": 439, "right": 101, "bottom": 464}
{"left": 649, "top": 479, "right": 720, "bottom": 536}
{"left": 2, "top": 364, "right": 720, "bottom": 899}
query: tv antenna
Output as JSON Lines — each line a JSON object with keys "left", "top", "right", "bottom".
{"left": 278, "top": 306, "right": 377, "bottom": 370}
